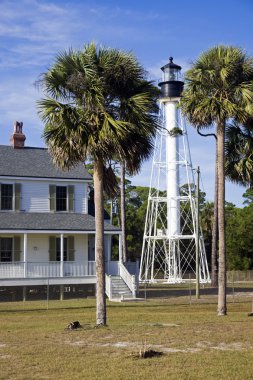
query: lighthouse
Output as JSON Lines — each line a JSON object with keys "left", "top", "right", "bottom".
{"left": 159, "top": 57, "right": 183, "bottom": 239}
{"left": 139, "top": 58, "right": 210, "bottom": 283}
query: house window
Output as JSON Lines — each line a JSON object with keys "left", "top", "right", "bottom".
{"left": 1, "top": 184, "right": 13, "bottom": 210}
{"left": 49, "top": 236, "right": 75, "bottom": 262}
{"left": 0, "top": 237, "right": 12, "bottom": 262}
{"left": 49, "top": 185, "right": 74, "bottom": 212}
{"left": 56, "top": 186, "right": 67, "bottom": 211}
{"left": 0, "top": 183, "right": 21, "bottom": 211}
{"left": 56, "top": 237, "right": 67, "bottom": 261}
{"left": 88, "top": 235, "right": 95, "bottom": 261}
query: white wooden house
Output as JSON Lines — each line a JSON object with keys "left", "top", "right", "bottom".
{"left": 0, "top": 122, "right": 138, "bottom": 301}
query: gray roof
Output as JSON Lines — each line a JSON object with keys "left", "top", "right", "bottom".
{"left": 0, "top": 145, "right": 91, "bottom": 180}
{"left": 0, "top": 212, "right": 120, "bottom": 232}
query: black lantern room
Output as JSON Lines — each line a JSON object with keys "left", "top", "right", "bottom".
{"left": 158, "top": 57, "right": 184, "bottom": 98}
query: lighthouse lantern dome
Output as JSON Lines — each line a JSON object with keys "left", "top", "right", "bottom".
{"left": 161, "top": 57, "right": 182, "bottom": 81}
{"left": 158, "top": 57, "right": 184, "bottom": 98}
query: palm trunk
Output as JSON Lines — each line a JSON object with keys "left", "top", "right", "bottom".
{"left": 115, "top": 198, "right": 121, "bottom": 227}
{"left": 211, "top": 143, "right": 218, "bottom": 287}
{"left": 94, "top": 159, "right": 106, "bottom": 325}
{"left": 217, "top": 123, "right": 227, "bottom": 315}
{"left": 120, "top": 161, "right": 127, "bottom": 262}
{"left": 196, "top": 126, "right": 219, "bottom": 286}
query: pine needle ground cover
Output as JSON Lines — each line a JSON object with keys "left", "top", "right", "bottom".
{"left": 0, "top": 289, "right": 252, "bottom": 380}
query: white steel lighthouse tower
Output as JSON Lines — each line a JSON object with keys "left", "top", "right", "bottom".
{"left": 139, "top": 58, "right": 210, "bottom": 283}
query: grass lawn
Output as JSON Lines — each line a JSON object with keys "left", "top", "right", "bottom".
{"left": 0, "top": 288, "right": 253, "bottom": 380}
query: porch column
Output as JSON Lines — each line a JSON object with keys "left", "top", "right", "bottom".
{"left": 106, "top": 235, "right": 112, "bottom": 273}
{"left": 23, "top": 233, "right": 28, "bottom": 278}
{"left": 119, "top": 234, "right": 123, "bottom": 263}
{"left": 107, "top": 234, "right": 112, "bottom": 262}
{"left": 60, "top": 233, "right": 64, "bottom": 277}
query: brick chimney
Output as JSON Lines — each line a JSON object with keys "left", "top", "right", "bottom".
{"left": 10, "top": 121, "right": 26, "bottom": 148}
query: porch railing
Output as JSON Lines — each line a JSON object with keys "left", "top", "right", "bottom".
{"left": 105, "top": 275, "right": 113, "bottom": 299}
{"left": 0, "top": 261, "right": 96, "bottom": 278}
{"left": 119, "top": 262, "right": 136, "bottom": 298}
{"left": 0, "top": 262, "right": 24, "bottom": 278}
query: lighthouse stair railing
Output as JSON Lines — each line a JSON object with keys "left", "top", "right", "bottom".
{"left": 105, "top": 262, "right": 137, "bottom": 300}
{"left": 119, "top": 262, "right": 137, "bottom": 298}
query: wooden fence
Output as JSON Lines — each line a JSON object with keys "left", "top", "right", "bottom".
{"left": 227, "top": 270, "right": 253, "bottom": 282}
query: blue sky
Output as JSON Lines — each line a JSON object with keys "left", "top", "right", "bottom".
{"left": 1, "top": 0, "right": 253, "bottom": 206}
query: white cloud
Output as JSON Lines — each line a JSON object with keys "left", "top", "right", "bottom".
{"left": 0, "top": 0, "right": 77, "bottom": 68}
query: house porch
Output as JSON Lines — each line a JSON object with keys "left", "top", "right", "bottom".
{"left": 0, "top": 231, "right": 123, "bottom": 285}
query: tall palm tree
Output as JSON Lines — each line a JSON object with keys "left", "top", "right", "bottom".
{"left": 181, "top": 46, "right": 253, "bottom": 315}
{"left": 197, "top": 119, "right": 253, "bottom": 288}
{"left": 38, "top": 43, "right": 158, "bottom": 325}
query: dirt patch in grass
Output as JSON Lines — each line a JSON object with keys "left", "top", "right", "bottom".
{"left": 0, "top": 344, "right": 11, "bottom": 360}
{"left": 209, "top": 342, "right": 250, "bottom": 351}
{"left": 133, "top": 349, "right": 164, "bottom": 359}
{"left": 68, "top": 339, "right": 201, "bottom": 353}
{"left": 68, "top": 339, "right": 251, "bottom": 354}
{"left": 0, "top": 354, "right": 11, "bottom": 359}
{"left": 233, "top": 292, "right": 253, "bottom": 298}
{"left": 146, "top": 323, "right": 179, "bottom": 327}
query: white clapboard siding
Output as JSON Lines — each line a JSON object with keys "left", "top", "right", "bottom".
{"left": 18, "top": 180, "right": 88, "bottom": 213}
{"left": 75, "top": 183, "right": 88, "bottom": 213}
{"left": 22, "top": 181, "right": 49, "bottom": 212}
{"left": 26, "top": 234, "right": 88, "bottom": 262}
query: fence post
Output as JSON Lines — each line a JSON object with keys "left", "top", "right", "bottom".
{"left": 46, "top": 278, "right": 49, "bottom": 310}
{"left": 189, "top": 273, "right": 192, "bottom": 305}
{"left": 132, "top": 275, "right": 136, "bottom": 298}
{"left": 232, "top": 271, "right": 235, "bottom": 303}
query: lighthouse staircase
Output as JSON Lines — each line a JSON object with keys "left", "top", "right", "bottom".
{"left": 106, "top": 276, "right": 133, "bottom": 300}
{"left": 105, "top": 262, "right": 139, "bottom": 301}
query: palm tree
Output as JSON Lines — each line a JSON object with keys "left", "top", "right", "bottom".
{"left": 181, "top": 46, "right": 253, "bottom": 315}
{"left": 37, "top": 43, "right": 158, "bottom": 325}
{"left": 198, "top": 119, "right": 253, "bottom": 288}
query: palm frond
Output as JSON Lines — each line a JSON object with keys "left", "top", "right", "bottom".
{"left": 225, "top": 121, "right": 253, "bottom": 186}
{"left": 37, "top": 43, "right": 159, "bottom": 178}
{"left": 181, "top": 45, "right": 253, "bottom": 129}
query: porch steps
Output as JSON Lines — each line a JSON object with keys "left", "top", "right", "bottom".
{"left": 109, "top": 276, "right": 133, "bottom": 300}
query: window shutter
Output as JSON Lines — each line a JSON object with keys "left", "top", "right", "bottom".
{"left": 13, "top": 236, "right": 21, "bottom": 262}
{"left": 14, "top": 183, "right": 21, "bottom": 211}
{"left": 68, "top": 236, "right": 75, "bottom": 261}
{"left": 49, "top": 236, "right": 56, "bottom": 261}
{"left": 68, "top": 185, "right": 74, "bottom": 212}
{"left": 49, "top": 185, "right": 56, "bottom": 211}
